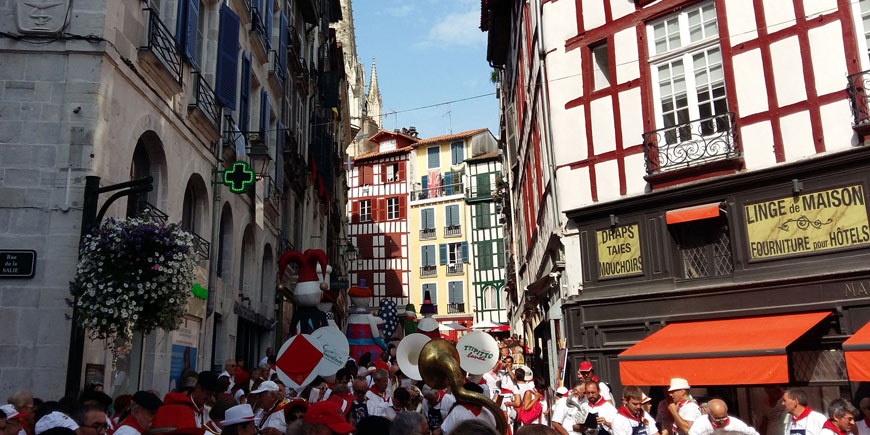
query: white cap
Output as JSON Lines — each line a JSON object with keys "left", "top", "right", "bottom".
{"left": 35, "top": 412, "right": 79, "bottom": 434}
{"left": 0, "top": 404, "right": 19, "bottom": 420}
{"left": 556, "top": 387, "right": 569, "bottom": 396}
{"left": 222, "top": 404, "right": 255, "bottom": 427}
{"left": 251, "top": 380, "right": 280, "bottom": 394}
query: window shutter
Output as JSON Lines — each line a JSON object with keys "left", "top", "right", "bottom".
{"left": 398, "top": 161, "right": 406, "bottom": 181}
{"left": 439, "top": 244, "right": 447, "bottom": 265}
{"left": 239, "top": 53, "right": 251, "bottom": 133}
{"left": 351, "top": 201, "right": 359, "bottom": 223}
{"left": 421, "top": 175, "right": 428, "bottom": 190}
{"left": 452, "top": 206, "right": 460, "bottom": 227}
{"left": 398, "top": 196, "right": 406, "bottom": 219}
{"left": 215, "top": 4, "right": 240, "bottom": 108}
{"left": 380, "top": 165, "right": 386, "bottom": 184}
{"left": 275, "top": 122, "right": 284, "bottom": 187}
{"left": 175, "top": 0, "right": 187, "bottom": 48}
{"left": 264, "top": 0, "right": 273, "bottom": 50}
{"left": 278, "top": 13, "right": 288, "bottom": 79}
{"left": 377, "top": 198, "right": 386, "bottom": 221}
{"left": 444, "top": 171, "right": 453, "bottom": 195}
{"left": 183, "top": 0, "right": 199, "bottom": 65}
{"left": 461, "top": 242, "right": 469, "bottom": 263}
{"left": 445, "top": 206, "right": 453, "bottom": 226}
{"left": 421, "top": 246, "right": 428, "bottom": 265}
{"left": 477, "top": 173, "right": 491, "bottom": 196}
{"left": 259, "top": 89, "right": 269, "bottom": 136}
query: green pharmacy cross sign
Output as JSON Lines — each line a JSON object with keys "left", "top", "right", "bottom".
{"left": 222, "top": 161, "right": 255, "bottom": 193}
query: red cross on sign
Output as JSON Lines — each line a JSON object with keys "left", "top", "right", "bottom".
{"left": 276, "top": 334, "right": 324, "bottom": 389}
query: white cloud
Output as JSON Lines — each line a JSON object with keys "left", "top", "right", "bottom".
{"left": 388, "top": 4, "right": 415, "bottom": 17}
{"left": 416, "top": 9, "right": 486, "bottom": 48}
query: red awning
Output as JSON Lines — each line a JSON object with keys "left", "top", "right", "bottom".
{"left": 666, "top": 202, "right": 721, "bottom": 224}
{"left": 618, "top": 312, "right": 830, "bottom": 385}
{"left": 490, "top": 325, "right": 510, "bottom": 332}
{"left": 844, "top": 321, "right": 870, "bottom": 381}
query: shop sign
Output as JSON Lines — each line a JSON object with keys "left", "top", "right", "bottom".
{"left": 744, "top": 184, "right": 870, "bottom": 260}
{"left": 596, "top": 223, "right": 643, "bottom": 279}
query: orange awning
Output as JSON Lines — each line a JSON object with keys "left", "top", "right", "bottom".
{"left": 665, "top": 202, "right": 721, "bottom": 224}
{"left": 618, "top": 312, "right": 830, "bottom": 386}
{"left": 844, "top": 321, "right": 870, "bottom": 381}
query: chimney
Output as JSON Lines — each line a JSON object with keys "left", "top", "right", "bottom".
{"left": 409, "top": 126, "right": 418, "bottom": 138}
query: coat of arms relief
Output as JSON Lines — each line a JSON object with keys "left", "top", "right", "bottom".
{"left": 16, "top": 0, "right": 70, "bottom": 34}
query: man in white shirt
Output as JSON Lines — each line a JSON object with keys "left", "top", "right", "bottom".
{"left": 581, "top": 381, "right": 618, "bottom": 435}
{"left": 440, "top": 383, "right": 497, "bottom": 435}
{"left": 783, "top": 389, "right": 828, "bottom": 435}
{"left": 259, "top": 347, "right": 274, "bottom": 367}
{"left": 365, "top": 369, "right": 392, "bottom": 416}
{"left": 422, "top": 385, "right": 456, "bottom": 429}
{"left": 552, "top": 386, "right": 581, "bottom": 435}
{"left": 251, "top": 381, "right": 286, "bottom": 434}
{"left": 219, "top": 360, "right": 236, "bottom": 394}
{"left": 667, "top": 378, "right": 701, "bottom": 435}
{"left": 483, "top": 369, "right": 500, "bottom": 400}
{"left": 610, "top": 386, "right": 657, "bottom": 435}
{"left": 577, "top": 362, "right": 614, "bottom": 403}
{"left": 856, "top": 398, "right": 870, "bottom": 435}
{"left": 688, "top": 399, "right": 758, "bottom": 435}
{"left": 820, "top": 399, "right": 858, "bottom": 435}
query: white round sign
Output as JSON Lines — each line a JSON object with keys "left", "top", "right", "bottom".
{"left": 311, "top": 326, "right": 350, "bottom": 377}
{"left": 456, "top": 331, "right": 499, "bottom": 375}
{"left": 276, "top": 333, "right": 324, "bottom": 389}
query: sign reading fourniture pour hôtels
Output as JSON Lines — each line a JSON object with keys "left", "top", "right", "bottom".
{"left": 745, "top": 184, "right": 870, "bottom": 260}
{"left": 596, "top": 224, "right": 643, "bottom": 279}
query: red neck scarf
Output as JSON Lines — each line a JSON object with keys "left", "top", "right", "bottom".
{"left": 792, "top": 407, "right": 813, "bottom": 423}
{"left": 369, "top": 387, "right": 389, "bottom": 402}
{"left": 117, "top": 416, "right": 144, "bottom": 434}
{"left": 678, "top": 396, "right": 697, "bottom": 411}
{"left": 461, "top": 404, "right": 482, "bottom": 416}
{"left": 823, "top": 421, "right": 844, "bottom": 435}
{"left": 617, "top": 406, "right": 643, "bottom": 422}
{"left": 710, "top": 416, "right": 730, "bottom": 429}
{"left": 590, "top": 397, "right": 607, "bottom": 408}
{"left": 864, "top": 417, "right": 870, "bottom": 428}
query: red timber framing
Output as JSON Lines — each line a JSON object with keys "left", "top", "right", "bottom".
{"left": 554, "top": 0, "right": 863, "bottom": 192}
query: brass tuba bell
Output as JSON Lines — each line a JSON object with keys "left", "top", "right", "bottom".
{"left": 418, "top": 338, "right": 508, "bottom": 435}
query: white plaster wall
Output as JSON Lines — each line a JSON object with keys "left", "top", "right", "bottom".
{"left": 804, "top": 0, "right": 837, "bottom": 19}
{"left": 551, "top": 105, "right": 587, "bottom": 165}
{"left": 763, "top": 0, "right": 796, "bottom": 34}
{"left": 542, "top": 0, "right": 577, "bottom": 53}
{"left": 582, "top": 0, "right": 606, "bottom": 31}
{"left": 808, "top": 21, "right": 848, "bottom": 96}
{"left": 623, "top": 153, "right": 647, "bottom": 196}
{"left": 594, "top": 160, "right": 620, "bottom": 202}
{"left": 618, "top": 88, "right": 643, "bottom": 147}
{"left": 590, "top": 97, "right": 616, "bottom": 154}
{"left": 732, "top": 49, "right": 769, "bottom": 116}
{"left": 546, "top": 48, "right": 583, "bottom": 108}
{"left": 770, "top": 36, "right": 806, "bottom": 107}
{"left": 610, "top": 0, "right": 635, "bottom": 21}
{"left": 820, "top": 99, "right": 860, "bottom": 151}
{"left": 781, "top": 110, "right": 816, "bottom": 161}
{"left": 726, "top": 0, "right": 757, "bottom": 46}
{"left": 614, "top": 28, "right": 640, "bottom": 83}
{"left": 740, "top": 121, "right": 777, "bottom": 170}
{"left": 555, "top": 167, "right": 593, "bottom": 211}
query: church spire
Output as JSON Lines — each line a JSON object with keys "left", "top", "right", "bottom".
{"left": 366, "top": 58, "right": 382, "bottom": 128}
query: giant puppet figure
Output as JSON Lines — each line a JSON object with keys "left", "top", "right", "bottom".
{"left": 346, "top": 280, "right": 387, "bottom": 362}
{"left": 278, "top": 249, "right": 330, "bottom": 335}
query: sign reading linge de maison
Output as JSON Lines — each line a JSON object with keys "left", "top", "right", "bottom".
{"left": 597, "top": 224, "right": 642, "bottom": 279}
{"left": 745, "top": 184, "right": 870, "bottom": 260}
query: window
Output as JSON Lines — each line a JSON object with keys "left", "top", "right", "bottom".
{"left": 591, "top": 40, "right": 611, "bottom": 90}
{"left": 196, "top": 0, "right": 207, "bottom": 70}
{"left": 450, "top": 141, "right": 464, "bottom": 165}
{"left": 669, "top": 215, "right": 732, "bottom": 279}
{"left": 181, "top": 182, "right": 198, "bottom": 233}
{"left": 445, "top": 205, "right": 460, "bottom": 227}
{"left": 482, "top": 285, "right": 497, "bottom": 310}
{"left": 476, "top": 173, "right": 491, "bottom": 197}
{"left": 478, "top": 242, "right": 493, "bottom": 269}
{"left": 360, "top": 200, "right": 372, "bottom": 222}
{"left": 448, "top": 281, "right": 464, "bottom": 303}
{"left": 475, "top": 203, "right": 490, "bottom": 229}
{"left": 428, "top": 146, "right": 440, "bottom": 169}
{"left": 385, "top": 163, "right": 399, "bottom": 182}
{"left": 649, "top": 2, "right": 727, "bottom": 144}
{"left": 421, "top": 245, "right": 437, "bottom": 266}
{"left": 440, "top": 242, "right": 468, "bottom": 265}
{"left": 387, "top": 197, "right": 399, "bottom": 220}
{"left": 422, "top": 283, "right": 437, "bottom": 305}
{"left": 421, "top": 208, "right": 435, "bottom": 229}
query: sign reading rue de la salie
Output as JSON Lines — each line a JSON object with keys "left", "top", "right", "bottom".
{"left": 745, "top": 184, "right": 870, "bottom": 260}
{"left": 597, "top": 223, "right": 642, "bottom": 279}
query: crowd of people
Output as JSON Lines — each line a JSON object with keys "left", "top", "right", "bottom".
{"left": 1, "top": 342, "right": 866, "bottom": 435}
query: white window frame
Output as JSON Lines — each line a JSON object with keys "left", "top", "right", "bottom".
{"left": 447, "top": 242, "right": 462, "bottom": 264}
{"left": 647, "top": 2, "right": 727, "bottom": 139}
{"left": 385, "top": 163, "right": 398, "bottom": 182}
{"left": 482, "top": 285, "right": 497, "bottom": 310}
{"left": 386, "top": 197, "right": 399, "bottom": 220}
{"left": 360, "top": 199, "right": 371, "bottom": 222}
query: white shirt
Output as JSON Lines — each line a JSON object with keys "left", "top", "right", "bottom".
{"left": 440, "top": 405, "right": 497, "bottom": 435}
{"left": 583, "top": 398, "right": 618, "bottom": 426}
{"left": 365, "top": 389, "right": 391, "bottom": 416}
{"left": 611, "top": 410, "right": 658, "bottom": 435}
{"left": 599, "top": 382, "right": 614, "bottom": 403}
{"left": 785, "top": 409, "right": 827, "bottom": 435}
{"left": 113, "top": 426, "right": 141, "bottom": 435}
{"left": 688, "top": 415, "right": 759, "bottom": 435}
{"left": 219, "top": 371, "right": 234, "bottom": 394}
{"left": 483, "top": 372, "right": 500, "bottom": 399}
{"left": 552, "top": 397, "right": 581, "bottom": 435}
{"left": 423, "top": 393, "right": 456, "bottom": 421}
{"left": 856, "top": 419, "right": 870, "bottom": 435}
{"left": 261, "top": 409, "right": 287, "bottom": 433}
{"left": 371, "top": 403, "right": 400, "bottom": 420}
{"left": 674, "top": 400, "right": 703, "bottom": 435}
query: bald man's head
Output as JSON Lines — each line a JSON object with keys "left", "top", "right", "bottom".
{"left": 708, "top": 399, "right": 728, "bottom": 419}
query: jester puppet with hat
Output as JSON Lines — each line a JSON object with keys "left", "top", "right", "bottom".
{"left": 278, "top": 249, "right": 330, "bottom": 335}
{"left": 346, "top": 279, "right": 387, "bottom": 362}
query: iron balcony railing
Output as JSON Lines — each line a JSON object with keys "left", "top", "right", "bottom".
{"left": 447, "top": 303, "right": 465, "bottom": 314}
{"left": 191, "top": 231, "right": 211, "bottom": 260}
{"left": 465, "top": 186, "right": 493, "bottom": 200}
{"left": 191, "top": 71, "right": 221, "bottom": 129}
{"left": 142, "top": 8, "right": 183, "bottom": 84}
{"left": 411, "top": 182, "right": 465, "bottom": 200}
{"left": 447, "top": 262, "right": 463, "bottom": 275}
{"left": 420, "top": 228, "right": 436, "bottom": 240}
{"left": 135, "top": 200, "right": 169, "bottom": 224}
{"left": 848, "top": 70, "right": 870, "bottom": 128}
{"left": 642, "top": 112, "right": 739, "bottom": 175}
{"left": 420, "top": 265, "right": 437, "bottom": 278}
{"left": 444, "top": 225, "right": 462, "bottom": 237}
{"left": 247, "top": 4, "right": 269, "bottom": 52}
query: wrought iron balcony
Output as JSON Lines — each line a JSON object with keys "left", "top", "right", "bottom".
{"left": 190, "top": 71, "right": 221, "bottom": 129}
{"left": 444, "top": 225, "right": 461, "bottom": 237}
{"left": 191, "top": 231, "right": 211, "bottom": 260}
{"left": 447, "top": 303, "right": 465, "bottom": 314}
{"left": 848, "top": 70, "right": 870, "bottom": 131}
{"left": 411, "top": 182, "right": 465, "bottom": 200}
{"left": 642, "top": 112, "right": 739, "bottom": 175}
{"left": 248, "top": 6, "right": 269, "bottom": 52}
{"left": 420, "top": 227, "right": 436, "bottom": 240}
{"left": 142, "top": 8, "right": 183, "bottom": 84}
{"left": 420, "top": 265, "right": 437, "bottom": 278}
{"left": 447, "top": 262, "right": 463, "bottom": 275}
{"left": 135, "top": 200, "right": 168, "bottom": 224}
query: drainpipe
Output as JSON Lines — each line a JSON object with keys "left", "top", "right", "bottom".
{"left": 204, "top": 140, "right": 223, "bottom": 371}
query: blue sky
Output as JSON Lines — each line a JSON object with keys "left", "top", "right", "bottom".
{"left": 351, "top": 0, "right": 499, "bottom": 140}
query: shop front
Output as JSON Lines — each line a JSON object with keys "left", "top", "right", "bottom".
{"left": 564, "top": 150, "right": 870, "bottom": 421}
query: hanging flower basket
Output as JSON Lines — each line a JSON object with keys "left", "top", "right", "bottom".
{"left": 70, "top": 217, "right": 198, "bottom": 346}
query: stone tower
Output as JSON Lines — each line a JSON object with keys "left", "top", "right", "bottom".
{"left": 366, "top": 58, "right": 383, "bottom": 129}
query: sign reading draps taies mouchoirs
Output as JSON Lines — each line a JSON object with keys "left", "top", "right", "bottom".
{"left": 744, "top": 184, "right": 870, "bottom": 260}
{"left": 596, "top": 224, "right": 642, "bottom": 279}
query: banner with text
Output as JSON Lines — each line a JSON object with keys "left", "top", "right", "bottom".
{"left": 597, "top": 223, "right": 643, "bottom": 279}
{"left": 744, "top": 184, "right": 870, "bottom": 260}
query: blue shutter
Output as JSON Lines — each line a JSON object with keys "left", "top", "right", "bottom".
{"left": 444, "top": 206, "right": 452, "bottom": 226}
{"left": 239, "top": 53, "right": 251, "bottom": 133}
{"left": 215, "top": 4, "right": 240, "bottom": 108}
{"left": 421, "top": 175, "right": 428, "bottom": 198}
{"left": 251, "top": 0, "right": 260, "bottom": 20}
{"left": 444, "top": 171, "right": 453, "bottom": 195}
{"left": 184, "top": 0, "right": 199, "bottom": 65}
{"left": 275, "top": 121, "right": 284, "bottom": 188}
{"left": 264, "top": 0, "right": 273, "bottom": 50}
{"left": 278, "top": 13, "right": 288, "bottom": 79}
{"left": 175, "top": 0, "right": 187, "bottom": 48}
{"left": 461, "top": 242, "right": 468, "bottom": 263}
{"left": 439, "top": 244, "right": 447, "bottom": 265}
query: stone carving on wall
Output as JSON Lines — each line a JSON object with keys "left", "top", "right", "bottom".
{"left": 16, "top": 0, "right": 70, "bottom": 34}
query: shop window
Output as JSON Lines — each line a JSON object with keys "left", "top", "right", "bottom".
{"left": 669, "top": 215, "right": 732, "bottom": 279}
